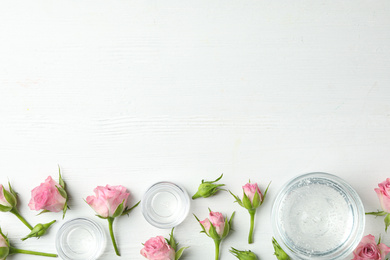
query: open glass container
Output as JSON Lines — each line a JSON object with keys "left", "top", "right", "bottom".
{"left": 271, "top": 172, "right": 365, "bottom": 260}
{"left": 56, "top": 218, "right": 106, "bottom": 260}
{"left": 141, "top": 181, "right": 190, "bottom": 229}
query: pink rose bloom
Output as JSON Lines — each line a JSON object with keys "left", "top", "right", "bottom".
{"left": 28, "top": 176, "right": 66, "bottom": 212}
{"left": 86, "top": 185, "right": 129, "bottom": 218}
{"left": 140, "top": 236, "right": 175, "bottom": 260}
{"left": 375, "top": 178, "right": 390, "bottom": 213}
{"left": 0, "top": 184, "right": 12, "bottom": 208}
{"left": 200, "top": 211, "right": 226, "bottom": 238}
{"left": 242, "top": 183, "right": 263, "bottom": 204}
{"left": 352, "top": 234, "right": 390, "bottom": 260}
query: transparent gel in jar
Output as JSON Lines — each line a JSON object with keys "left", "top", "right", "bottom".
{"left": 56, "top": 218, "right": 106, "bottom": 260}
{"left": 141, "top": 182, "right": 190, "bottom": 229}
{"left": 271, "top": 172, "right": 365, "bottom": 260}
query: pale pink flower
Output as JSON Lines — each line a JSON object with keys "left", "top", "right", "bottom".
{"left": 375, "top": 178, "right": 390, "bottom": 213}
{"left": 200, "top": 211, "right": 226, "bottom": 238}
{"left": 28, "top": 176, "right": 66, "bottom": 212}
{"left": 352, "top": 234, "right": 390, "bottom": 260}
{"left": 140, "top": 236, "right": 175, "bottom": 260}
{"left": 86, "top": 185, "right": 129, "bottom": 218}
{"left": 242, "top": 183, "right": 263, "bottom": 205}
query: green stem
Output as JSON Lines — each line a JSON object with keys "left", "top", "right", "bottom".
{"left": 108, "top": 217, "right": 120, "bottom": 256}
{"left": 9, "top": 247, "right": 57, "bottom": 257}
{"left": 10, "top": 208, "right": 33, "bottom": 230}
{"left": 248, "top": 210, "right": 256, "bottom": 244}
{"left": 214, "top": 239, "right": 221, "bottom": 260}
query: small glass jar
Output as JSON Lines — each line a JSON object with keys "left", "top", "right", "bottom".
{"left": 141, "top": 182, "right": 190, "bottom": 229}
{"left": 271, "top": 172, "right": 365, "bottom": 260}
{"left": 56, "top": 218, "right": 106, "bottom": 260}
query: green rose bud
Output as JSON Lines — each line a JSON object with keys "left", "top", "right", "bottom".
{"left": 272, "top": 237, "right": 290, "bottom": 260}
{"left": 21, "top": 220, "right": 56, "bottom": 241}
{"left": 192, "top": 174, "right": 225, "bottom": 199}
{"left": 230, "top": 247, "right": 258, "bottom": 260}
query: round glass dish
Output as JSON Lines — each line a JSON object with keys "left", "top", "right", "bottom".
{"left": 141, "top": 182, "right": 190, "bottom": 229}
{"left": 56, "top": 218, "right": 106, "bottom": 260}
{"left": 271, "top": 172, "right": 365, "bottom": 260}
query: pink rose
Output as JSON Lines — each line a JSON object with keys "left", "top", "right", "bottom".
{"left": 375, "top": 178, "right": 390, "bottom": 213}
{"left": 352, "top": 234, "right": 390, "bottom": 260}
{"left": 28, "top": 176, "right": 66, "bottom": 212}
{"left": 0, "top": 185, "right": 12, "bottom": 208}
{"left": 0, "top": 231, "right": 9, "bottom": 260}
{"left": 200, "top": 211, "right": 226, "bottom": 238}
{"left": 140, "top": 236, "right": 175, "bottom": 260}
{"left": 242, "top": 183, "right": 263, "bottom": 205}
{"left": 86, "top": 185, "right": 129, "bottom": 218}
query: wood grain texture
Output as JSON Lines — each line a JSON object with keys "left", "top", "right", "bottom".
{"left": 1, "top": 1, "right": 390, "bottom": 259}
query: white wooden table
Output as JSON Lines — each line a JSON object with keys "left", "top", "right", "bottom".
{"left": 1, "top": 1, "right": 390, "bottom": 259}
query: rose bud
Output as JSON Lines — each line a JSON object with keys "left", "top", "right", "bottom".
{"left": 352, "top": 234, "right": 390, "bottom": 260}
{"left": 230, "top": 181, "right": 271, "bottom": 243}
{"left": 194, "top": 209, "right": 235, "bottom": 260}
{"left": 29, "top": 168, "right": 69, "bottom": 219}
{"left": 367, "top": 178, "right": 390, "bottom": 232}
{"left": 0, "top": 227, "right": 57, "bottom": 258}
{"left": 86, "top": 184, "right": 140, "bottom": 256}
{"left": 0, "top": 182, "right": 33, "bottom": 230}
{"left": 0, "top": 229, "right": 9, "bottom": 260}
{"left": 272, "top": 237, "right": 290, "bottom": 260}
{"left": 141, "top": 228, "right": 188, "bottom": 260}
{"left": 192, "top": 174, "right": 225, "bottom": 199}
{"left": 21, "top": 220, "right": 56, "bottom": 241}
{"left": 230, "top": 247, "right": 258, "bottom": 260}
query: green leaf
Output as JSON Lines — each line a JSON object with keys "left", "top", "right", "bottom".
{"left": 112, "top": 200, "right": 125, "bottom": 218}
{"left": 37, "top": 209, "right": 51, "bottom": 216}
{"left": 8, "top": 181, "right": 18, "bottom": 199}
{"left": 62, "top": 202, "right": 68, "bottom": 219}
{"left": 261, "top": 181, "right": 271, "bottom": 205}
{"left": 168, "top": 228, "right": 177, "bottom": 251}
{"left": 0, "top": 204, "right": 12, "bottom": 212}
{"left": 222, "top": 216, "right": 230, "bottom": 239}
{"left": 58, "top": 165, "right": 65, "bottom": 189}
{"left": 242, "top": 193, "right": 252, "bottom": 210}
{"left": 208, "top": 220, "right": 220, "bottom": 240}
{"left": 385, "top": 214, "right": 390, "bottom": 232}
{"left": 229, "top": 190, "right": 243, "bottom": 207}
{"left": 229, "top": 211, "right": 235, "bottom": 229}
{"left": 122, "top": 200, "right": 140, "bottom": 216}
{"left": 194, "top": 214, "right": 209, "bottom": 237}
{"left": 252, "top": 191, "right": 261, "bottom": 208}
{"left": 211, "top": 174, "right": 224, "bottom": 183}
{"left": 3, "top": 186, "right": 16, "bottom": 208}
{"left": 56, "top": 186, "right": 67, "bottom": 199}
{"left": 175, "top": 246, "right": 189, "bottom": 260}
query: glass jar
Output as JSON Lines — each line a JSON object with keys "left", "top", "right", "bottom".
{"left": 141, "top": 181, "right": 190, "bottom": 229}
{"left": 271, "top": 172, "right": 365, "bottom": 260}
{"left": 55, "top": 218, "right": 106, "bottom": 260}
